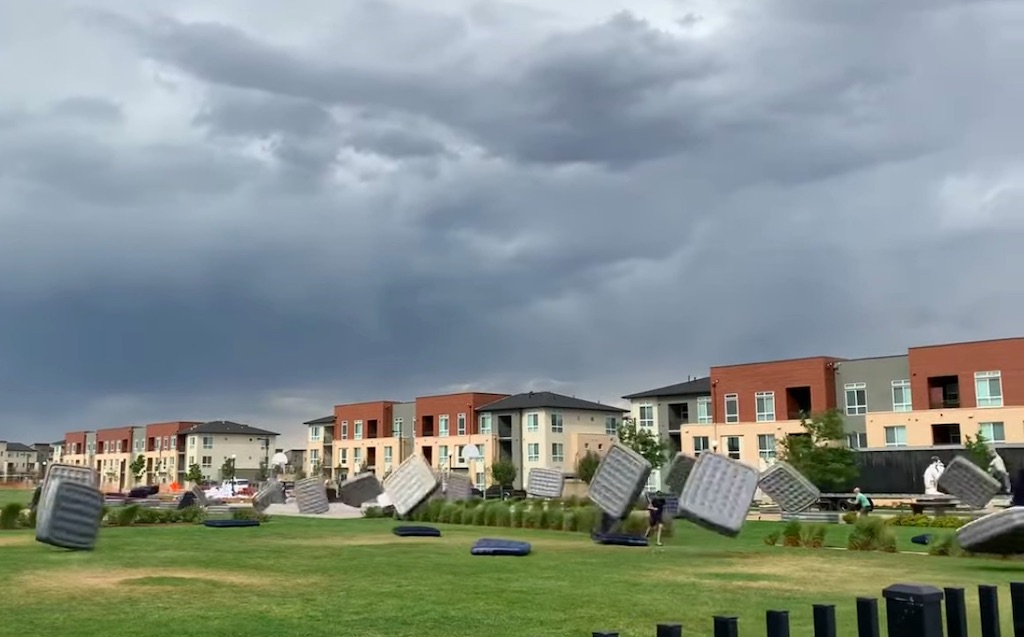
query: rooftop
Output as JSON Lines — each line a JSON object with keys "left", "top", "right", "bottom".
{"left": 5, "top": 442, "right": 36, "bottom": 452}
{"left": 477, "top": 391, "right": 626, "bottom": 414}
{"left": 186, "top": 420, "right": 279, "bottom": 437}
{"left": 303, "top": 415, "right": 335, "bottom": 426}
{"left": 622, "top": 376, "right": 711, "bottom": 400}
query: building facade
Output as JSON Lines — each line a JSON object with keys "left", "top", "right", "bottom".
{"left": 144, "top": 421, "right": 200, "bottom": 485}
{"left": 95, "top": 426, "right": 139, "bottom": 491}
{"left": 304, "top": 415, "right": 335, "bottom": 478}
{"left": 332, "top": 400, "right": 403, "bottom": 480}
{"left": 183, "top": 420, "right": 278, "bottom": 483}
{"left": 413, "top": 392, "right": 510, "bottom": 488}
{"left": 0, "top": 442, "right": 38, "bottom": 481}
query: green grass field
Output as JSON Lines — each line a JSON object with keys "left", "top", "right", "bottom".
{"left": 1, "top": 489, "right": 1020, "bottom": 636}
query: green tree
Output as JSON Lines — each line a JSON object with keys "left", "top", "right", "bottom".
{"left": 185, "top": 463, "right": 204, "bottom": 485}
{"left": 575, "top": 450, "right": 601, "bottom": 484}
{"left": 220, "top": 457, "right": 236, "bottom": 481}
{"left": 962, "top": 433, "right": 990, "bottom": 468}
{"left": 129, "top": 454, "right": 146, "bottom": 480}
{"left": 777, "top": 409, "right": 859, "bottom": 490}
{"left": 490, "top": 460, "right": 517, "bottom": 488}
{"left": 616, "top": 418, "right": 670, "bottom": 469}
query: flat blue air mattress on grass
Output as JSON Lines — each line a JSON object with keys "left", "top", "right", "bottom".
{"left": 470, "top": 538, "right": 531, "bottom": 556}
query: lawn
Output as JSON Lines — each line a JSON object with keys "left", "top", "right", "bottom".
{"left": 0, "top": 510, "right": 1021, "bottom": 637}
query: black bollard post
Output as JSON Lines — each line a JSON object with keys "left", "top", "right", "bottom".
{"left": 712, "top": 616, "right": 738, "bottom": 637}
{"left": 656, "top": 624, "right": 682, "bottom": 637}
{"left": 813, "top": 604, "right": 837, "bottom": 637}
{"left": 944, "top": 587, "right": 968, "bottom": 637}
{"left": 592, "top": 633, "right": 618, "bottom": 637}
{"left": 882, "top": 584, "right": 944, "bottom": 637}
{"left": 766, "top": 610, "right": 790, "bottom": 637}
{"left": 979, "top": 585, "right": 1002, "bottom": 637}
{"left": 1010, "top": 582, "right": 1024, "bottom": 637}
{"left": 856, "top": 598, "right": 880, "bottom": 637}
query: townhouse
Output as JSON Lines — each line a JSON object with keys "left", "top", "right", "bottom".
{"left": 0, "top": 442, "right": 39, "bottom": 481}
{"left": 183, "top": 420, "right": 279, "bottom": 482}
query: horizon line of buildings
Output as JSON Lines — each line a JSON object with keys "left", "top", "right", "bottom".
{"left": 13, "top": 335, "right": 1024, "bottom": 493}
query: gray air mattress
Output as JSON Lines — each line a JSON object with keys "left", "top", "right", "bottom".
{"left": 294, "top": 477, "right": 330, "bottom": 514}
{"left": 589, "top": 443, "right": 653, "bottom": 520}
{"left": 937, "top": 456, "right": 1002, "bottom": 509}
{"left": 37, "top": 464, "right": 99, "bottom": 532}
{"left": 36, "top": 480, "right": 104, "bottom": 551}
{"left": 956, "top": 507, "right": 1024, "bottom": 555}
{"left": 663, "top": 453, "right": 697, "bottom": 496}
{"left": 757, "top": 461, "right": 820, "bottom": 513}
{"left": 383, "top": 454, "right": 440, "bottom": 516}
{"left": 339, "top": 472, "right": 384, "bottom": 507}
{"left": 191, "top": 485, "right": 209, "bottom": 508}
{"left": 252, "top": 482, "right": 285, "bottom": 513}
{"left": 678, "top": 452, "right": 759, "bottom": 538}
{"left": 445, "top": 472, "right": 472, "bottom": 502}
{"left": 526, "top": 468, "right": 565, "bottom": 499}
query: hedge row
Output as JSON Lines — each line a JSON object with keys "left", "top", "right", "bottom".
{"left": 364, "top": 497, "right": 673, "bottom": 537}
{"left": 840, "top": 511, "right": 971, "bottom": 528}
{"left": 0, "top": 502, "right": 268, "bottom": 530}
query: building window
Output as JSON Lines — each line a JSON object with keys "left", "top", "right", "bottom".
{"left": 116, "top": 440, "right": 122, "bottom": 453}
{"left": 847, "top": 432, "right": 868, "bottom": 449}
{"left": 725, "top": 436, "right": 741, "bottom": 460}
{"left": 202, "top": 436, "right": 213, "bottom": 449}
{"left": 551, "top": 443, "right": 565, "bottom": 463}
{"left": 201, "top": 456, "right": 212, "bottom": 468}
{"left": 456, "top": 445, "right": 466, "bottom": 464}
{"left": 980, "top": 422, "right": 1006, "bottom": 443}
{"left": 384, "top": 446, "right": 393, "bottom": 464}
{"left": 476, "top": 444, "right": 485, "bottom": 459}
{"left": 339, "top": 449, "right": 347, "bottom": 465}
{"left": 755, "top": 392, "right": 775, "bottom": 422}
{"left": 480, "top": 414, "right": 492, "bottom": 435}
{"left": 845, "top": 383, "right": 867, "bottom": 416}
{"left": 340, "top": 421, "right": 348, "bottom": 439}
{"left": 188, "top": 436, "right": 196, "bottom": 449}
{"left": 693, "top": 436, "right": 710, "bottom": 455}
{"left": 457, "top": 413, "right": 467, "bottom": 435}
{"left": 605, "top": 416, "right": 618, "bottom": 435}
{"left": 550, "top": 413, "right": 564, "bottom": 433}
{"left": 527, "top": 443, "right": 540, "bottom": 462}
{"left": 638, "top": 405, "right": 654, "bottom": 429}
{"left": 757, "top": 434, "right": 776, "bottom": 461}
{"left": 310, "top": 426, "right": 321, "bottom": 442}
{"left": 439, "top": 446, "right": 449, "bottom": 466}
{"left": 697, "top": 396, "right": 712, "bottom": 424}
{"left": 354, "top": 421, "right": 363, "bottom": 440}
{"left": 170, "top": 437, "right": 176, "bottom": 450}
{"left": 309, "top": 449, "right": 319, "bottom": 464}
{"left": 891, "top": 380, "right": 912, "bottom": 412}
{"left": 353, "top": 448, "right": 362, "bottom": 465}
{"left": 392, "top": 418, "right": 402, "bottom": 437}
{"left": 724, "top": 394, "right": 739, "bottom": 424}
{"left": 975, "top": 371, "right": 1004, "bottom": 408}
{"left": 475, "top": 471, "right": 485, "bottom": 490}
{"left": 439, "top": 415, "right": 450, "bottom": 437}
{"left": 526, "top": 413, "right": 539, "bottom": 432}
{"left": 884, "top": 425, "right": 907, "bottom": 447}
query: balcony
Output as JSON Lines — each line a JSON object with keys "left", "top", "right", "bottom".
{"left": 929, "top": 399, "right": 961, "bottom": 410}
{"left": 667, "top": 403, "right": 689, "bottom": 431}
{"left": 927, "top": 375, "right": 960, "bottom": 410}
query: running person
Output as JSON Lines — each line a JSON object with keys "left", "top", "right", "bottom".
{"left": 852, "top": 487, "right": 872, "bottom": 518}
{"left": 645, "top": 494, "right": 666, "bottom": 546}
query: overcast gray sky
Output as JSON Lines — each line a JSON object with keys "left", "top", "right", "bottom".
{"left": 1, "top": 0, "right": 1022, "bottom": 449}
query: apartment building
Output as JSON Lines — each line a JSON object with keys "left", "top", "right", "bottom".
{"left": 413, "top": 392, "right": 510, "bottom": 489}
{"left": 0, "top": 442, "right": 39, "bottom": 481}
{"left": 95, "top": 426, "right": 144, "bottom": 491}
{"left": 477, "top": 391, "right": 627, "bottom": 490}
{"left": 62, "top": 431, "right": 97, "bottom": 468}
{"left": 143, "top": 421, "right": 200, "bottom": 485}
{"left": 862, "top": 338, "right": 1024, "bottom": 449}
{"left": 332, "top": 400, "right": 418, "bottom": 480}
{"left": 304, "top": 414, "right": 335, "bottom": 478}
{"left": 51, "top": 440, "right": 64, "bottom": 464}
{"left": 183, "top": 420, "right": 278, "bottom": 482}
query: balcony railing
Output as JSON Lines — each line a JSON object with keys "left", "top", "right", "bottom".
{"left": 929, "top": 399, "right": 960, "bottom": 409}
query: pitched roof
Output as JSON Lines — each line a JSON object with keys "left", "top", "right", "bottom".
{"left": 476, "top": 391, "right": 627, "bottom": 414}
{"left": 187, "top": 420, "right": 279, "bottom": 436}
{"left": 622, "top": 376, "right": 712, "bottom": 400}
{"left": 6, "top": 442, "right": 36, "bottom": 452}
{"left": 303, "top": 415, "right": 335, "bottom": 426}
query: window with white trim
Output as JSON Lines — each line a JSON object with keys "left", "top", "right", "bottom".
{"left": 891, "top": 380, "right": 912, "bottom": 412}
{"left": 457, "top": 413, "right": 467, "bottom": 435}
{"left": 884, "top": 425, "right": 907, "bottom": 447}
{"left": 354, "top": 421, "right": 363, "bottom": 440}
{"left": 353, "top": 448, "right": 362, "bottom": 465}
{"left": 605, "top": 416, "right": 618, "bottom": 435}
{"left": 475, "top": 471, "right": 485, "bottom": 490}
{"left": 551, "top": 443, "right": 565, "bottom": 463}
{"left": 188, "top": 436, "right": 195, "bottom": 449}
{"left": 310, "top": 426, "right": 321, "bottom": 442}
{"left": 845, "top": 383, "right": 867, "bottom": 415}
{"left": 340, "top": 421, "right": 348, "bottom": 439}
{"left": 392, "top": 418, "right": 402, "bottom": 437}
{"left": 755, "top": 392, "right": 775, "bottom": 422}
{"left": 202, "top": 436, "right": 213, "bottom": 449}
{"left": 550, "top": 413, "right": 563, "bottom": 433}
{"left": 724, "top": 394, "right": 739, "bottom": 423}
{"left": 725, "top": 436, "right": 741, "bottom": 460}
{"left": 339, "top": 448, "right": 347, "bottom": 465}
{"left": 697, "top": 396, "right": 712, "bottom": 423}
{"left": 384, "top": 446, "right": 393, "bottom": 465}
{"left": 526, "top": 413, "right": 539, "bottom": 432}
{"left": 480, "top": 414, "right": 492, "bottom": 435}
{"left": 439, "top": 415, "right": 449, "bottom": 437}
{"left": 980, "top": 422, "right": 1005, "bottom": 443}
{"left": 693, "top": 436, "right": 710, "bottom": 455}
{"left": 757, "top": 434, "right": 776, "bottom": 461}
{"left": 527, "top": 443, "right": 540, "bottom": 462}
{"left": 638, "top": 405, "right": 654, "bottom": 428}
{"left": 975, "top": 371, "right": 1003, "bottom": 408}
{"left": 438, "top": 445, "right": 449, "bottom": 466}
{"left": 201, "top": 456, "right": 212, "bottom": 468}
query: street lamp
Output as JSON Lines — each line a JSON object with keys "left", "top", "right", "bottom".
{"left": 230, "top": 454, "right": 237, "bottom": 496}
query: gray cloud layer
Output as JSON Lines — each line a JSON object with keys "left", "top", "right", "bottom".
{"left": 1, "top": 0, "right": 1023, "bottom": 445}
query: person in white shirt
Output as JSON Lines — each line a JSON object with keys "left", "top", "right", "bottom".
{"left": 923, "top": 456, "right": 945, "bottom": 495}
{"left": 987, "top": 446, "right": 1011, "bottom": 493}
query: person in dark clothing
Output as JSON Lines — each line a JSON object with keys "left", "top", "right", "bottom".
{"left": 645, "top": 494, "right": 666, "bottom": 546}
{"left": 1011, "top": 469, "right": 1024, "bottom": 507}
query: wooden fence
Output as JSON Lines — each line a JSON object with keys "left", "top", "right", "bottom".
{"left": 594, "top": 582, "right": 1023, "bottom": 636}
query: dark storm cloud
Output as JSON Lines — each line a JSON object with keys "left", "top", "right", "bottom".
{"left": 1, "top": 0, "right": 1022, "bottom": 444}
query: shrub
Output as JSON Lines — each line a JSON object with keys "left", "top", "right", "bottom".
{"left": 886, "top": 514, "right": 969, "bottom": 529}
{"left": 801, "top": 524, "right": 827, "bottom": 548}
{"left": 764, "top": 531, "right": 781, "bottom": 546}
{"left": 928, "top": 533, "right": 966, "bottom": 557}
{"left": 231, "top": 508, "right": 269, "bottom": 522}
{"left": 110, "top": 504, "right": 141, "bottom": 527}
{"left": 546, "top": 509, "right": 565, "bottom": 531}
{"left": 363, "top": 506, "right": 384, "bottom": 518}
{"left": 1, "top": 503, "right": 23, "bottom": 530}
{"left": 782, "top": 520, "right": 803, "bottom": 547}
{"left": 842, "top": 512, "right": 858, "bottom": 525}
{"left": 470, "top": 504, "right": 486, "bottom": 526}
{"left": 847, "top": 517, "right": 897, "bottom": 552}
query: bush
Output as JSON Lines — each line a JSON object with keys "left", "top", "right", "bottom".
{"left": 842, "top": 512, "right": 858, "bottom": 525}
{"left": 782, "top": 520, "right": 803, "bottom": 547}
{"left": 886, "top": 514, "right": 969, "bottom": 529}
{"left": 764, "top": 531, "right": 780, "bottom": 546}
{"left": 928, "top": 533, "right": 966, "bottom": 557}
{"left": 847, "top": 517, "right": 897, "bottom": 552}
{"left": 1, "top": 503, "right": 23, "bottom": 530}
{"left": 363, "top": 506, "right": 385, "bottom": 518}
{"left": 110, "top": 504, "right": 141, "bottom": 527}
{"left": 801, "top": 524, "right": 827, "bottom": 548}
{"left": 231, "top": 508, "right": 269, "bottom": 522}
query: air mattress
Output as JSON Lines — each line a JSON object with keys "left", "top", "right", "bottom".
{"left": 593, "top": 533, "right": 649, "bottom": 547}
{"left": 470, "top": 538, "right": 532, "bottom": 556}
{"left": 37, "top": 464, "right": 100, "bottom": 534}
{"left": 526, "top": 467, "right": 565, "bottom": 499}
{"left": 36, "top": 480, "right": 104, "bottom": 551}
{"left": 589, "top": 443, "right": 653, "bottom": 519}
{"left": 383, "top": 454, "right": 440, "bottom": 516}
{"left": 444, "top": 472, "right": 472, "bottom": 502}
{"left": 252, "top": 482, "right": 285, "bottom": 513}
{"left": 339, "top": 472, "right": 384, "bottom": 507}
{"left": 956, "top": 508, "right": 1024, "bottom": 554}
{"left": 294, "top": 477, "right": 330, "bottom": 514}
{"left": 393, "top": 525, "right": 442, "bottom": 537}
{"left": 757, "top": 461, "right": 820, "bottom": 513}
{"left": 204, "top": 519, "right": 260, "bottom": 528}
{"left": 937, "top": 456, "right": 1001, "bottom": 509}
{"left": 663, "top": 453, "right": 696, "bottom": 496}
{"left": 177, "top": 491, "right": 198, "bottom": 509}
{"left": 678, "top": 452, "right": 759, "bottom": 538}
{"left": 191, "top": 485, "right": 209, "bottom": 508}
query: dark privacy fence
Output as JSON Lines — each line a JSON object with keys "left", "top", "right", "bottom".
{"left": 835, "top": 447, "right": 1024, "bottom": 494}
{"left": 594, "top": 583, "right": 1023, "bottom": 637}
